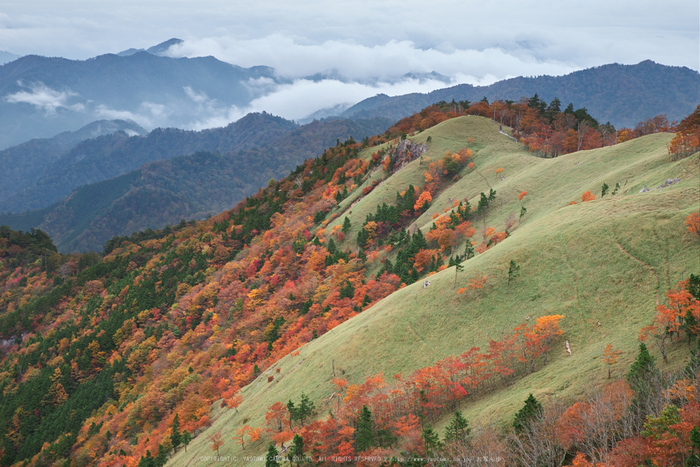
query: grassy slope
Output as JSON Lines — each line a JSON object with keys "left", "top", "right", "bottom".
{"left": 169, "top": 117, "right": 700, "bottom": 466}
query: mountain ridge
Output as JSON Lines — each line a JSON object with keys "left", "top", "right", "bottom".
{"left": 0, "top": 119, "right": 146, "bottom": 204}
{"left": 341, "top": 60, "right": 700, "bottom": 128}
{"left": 0, "top": 116, "right": 393, "bottom": 252}
{"left": 0, "top": 52, "right": 282, "bottom": 149}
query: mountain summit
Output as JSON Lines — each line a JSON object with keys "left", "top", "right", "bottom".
{"left": 116, "top": 38, "right": 184, "bottom": 57}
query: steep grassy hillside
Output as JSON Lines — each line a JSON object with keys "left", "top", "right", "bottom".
{"left": 1, "top": 110, "right": 696, "bottom": 467}
{"left": 170, "top": 117, "right": 699, "bottom": 465}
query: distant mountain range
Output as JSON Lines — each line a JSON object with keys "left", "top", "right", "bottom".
{"left": 0, "top": 114, "right": 392, "bottom": 252}
{"left": 2, "top": 37, "right": 698, "bottom": 152}
{"left": 0, "top": 119, "right": 146, "bottom": 206}
{"left": 0, "top": 50, "right": 19, "bottom": 65}
{"left": 340, "top": 60, "right": 700, "bottom": 129}
{"left": 1, "top": 41, "right": 697, "bottom": 252}
{"left": 0, "top": 44, "right": 283, "bottom": 149}
{"left": 0, "top": 112, "right": 296, "bottom": 213}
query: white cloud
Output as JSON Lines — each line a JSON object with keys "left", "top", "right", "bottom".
{"left": 94, "top": 101, "right": 171, "bottom": 129}
{"left": 247, "top": 77, "right": 458, "bottom": 120}
{"left": 5, "top": 82, "right": 85, "bottom": 114}
{"left": 0, "top": 1, "right": 696, "bottom": 134}
{"left": 0, "top": 1, "right": 696, "bottom": 73}
{"left": 187, "top": 74, "right": 483, "bottom": 129}
{"left": 166, "top": 36, "right": 580, "bottom": 82}
{"left": 183, "top": 86, "right": 209, "bottom": 104}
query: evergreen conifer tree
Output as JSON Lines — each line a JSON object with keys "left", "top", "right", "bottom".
{"left": 687, "top": 426, "right": 700, "bottom": 466}
{"left": 289, "top": 434, "right": 304, "bottom": 467}
{"left": 265, "top": 444, "right": 280, "bottom": 467}
{"left": 355, "top": 405, "right": 375, "bottom": 452}
{"left": 443, "top": 411, "right": 470, "bottom": 443}
{"left": 513, "top": 394, "right": 543, "bottom": 434}
{"left": 422, "top": 424, "right": 442, "bottom": 456}
{"left": 298, "top": 393, "right": 315, "bottom": 426}
{"left": 170, "top": 413, "right": 181, "bottom": 451}
{"left": 182, "top": 431, "right": 191, "bottom": 452}
{"left": 627, "top": 342, "right": 661, "bottom": 419}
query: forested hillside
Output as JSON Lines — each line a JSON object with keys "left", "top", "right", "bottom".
{"left": 0, "top": 112, "right": 298, "bottom": 213}
{"left": 0, "top": 116, "right": 392, "bottom": 252}
{"left": 0, "top": 120, "right": 145, "bottom": 204}
{"left": 0, "top": 103, "right": 698, "bottom": 467}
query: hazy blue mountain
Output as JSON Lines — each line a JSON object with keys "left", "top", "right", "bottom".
{"left": 146, "top": 38, "right": 184, "bottom": 55}
{"left": 340, "top": 61, "right": 700, "bottom": 128}
{"left": 0, "top": 119, "right": 145, "bottom": 204}
{"left": 0, "top": 51, "right": 282, "bottom": 149}
{"left": 117, "top": 38, "right": 184, "bottom": 57}
{"left": 0, "top": 51, "right": 19, "bottom": 65}
{"left": 0, "top": 112, "right": 298, "bottom": 213}
{"left": 0, "top": 116, "right": 392, "bottom": 252}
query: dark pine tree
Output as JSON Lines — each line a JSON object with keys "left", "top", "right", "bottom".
{"left": 513, "top": 394, "right": 543, "bottom": 434}
{"left": 355, "top": 405, "right": 375, "bottom": 452}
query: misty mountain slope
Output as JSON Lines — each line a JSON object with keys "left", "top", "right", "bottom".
{"left": 0, "top": 116, "right": 393, "bottom": 252}
{"left": 342, "top": 60, "right": 700, "bottom": 128}
{"left": 0, "top": 112, "right": 298, "bottom": 213}
{"left": 0, "top": 120, "right": 145, "bottom": 203}
{"left": 170, "top": 117, "right": 699, "bottom": 466}
{"left": 0, "top": 52, "right": 281, "bottom": 149}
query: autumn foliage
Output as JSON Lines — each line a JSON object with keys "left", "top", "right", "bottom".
{"left": 581, "top": 191, "right": 596, "bottom": 202}
{"left": 414, "top": 191, "right": 432, "bottom": 211}
{"left": 686, "top": 212, "right": 700, "bottom": 236}
{"left": 640, "top": 278, "right": 700, "bottom": 362}
{"left": 256, "top": 316, "right": 565, "bottom": 461}
{"left": 668, "top": 105, "right": 700, "bottom": 160}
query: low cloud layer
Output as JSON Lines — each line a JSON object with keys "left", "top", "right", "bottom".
{"left": 1, "top": 0, "right": 696, "bottom": 73}
{"left": 188, "top": 76, "right": 459, "bottom": 129}
{"left": 167, "top": 36, "right": 579, "bottom": 83}
{"left": 0, "top": 0, "right": 697, "bottom": 134}
{"left": 5, "top": 82, "right": 85, "bottom": 114}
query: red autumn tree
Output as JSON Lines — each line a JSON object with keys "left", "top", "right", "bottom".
{"left": 640, "top": 279, "right": 700, "bottom": 362}
{"left": 686, "top": 212, "right": 700, "bottom": 236}
{"left": 581, "top": 191, "right": 595, "bottom": 202}
{"left": 209, "top": 431, "right": 224, "bottom": 456}
{"left": 265, "top": 401, "right": 288, "bottom": 433}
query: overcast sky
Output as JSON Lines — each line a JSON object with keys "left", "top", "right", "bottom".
{"left": 1, "top": 0, "right": 698, "bottom": 123}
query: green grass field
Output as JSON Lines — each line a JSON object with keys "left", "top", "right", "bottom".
{"left": 168, "top": 117, "right": 700, "bottom": 466}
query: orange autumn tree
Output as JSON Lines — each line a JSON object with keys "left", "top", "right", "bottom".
{"left": 209, "top": 432, "right": 223, "bottom": 457}
{"left": 413, "top": 249, "right": 439, "bottom": 272}
{"left": 581, "top": 191, "right": 595, "bottom": 202}
{"left": 461, "top": 275, "right": 489, "bottom": 296}
{"left": 414, "top": 191, "right": 432, "bottom": 212}
{"left": 668, "top": 105, "right": 700, "bottom": 160}
{"left": 686, "top": 212, "right": 700, "bottom": 236}
{"left": 556, "top": 381, "right": 634, "bottom": 464}
{"left": 640, "top": 278, "right": 700, "bottom": 362}
{"left": 265, "top": 401, "right": 288, "bottom": 433}
{"left": 257, "top": 316, "right": 566, "bottom": 462}
{"left": 233, "top": 425, "right": 261, "bottom": 450}
{"left": 603, "top": 344, "right": 622, "bottom": 379}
